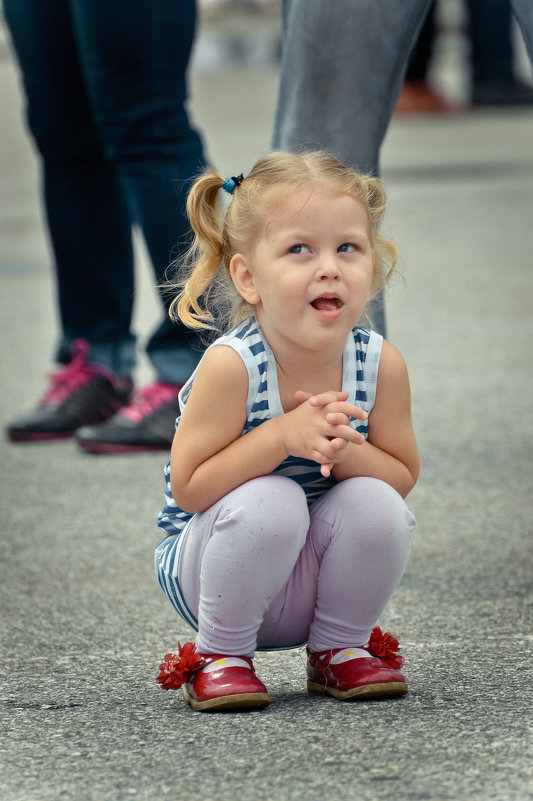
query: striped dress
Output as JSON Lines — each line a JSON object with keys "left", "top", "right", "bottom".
{"left": 157, "top": 315, "right": 383, "bottom": 538}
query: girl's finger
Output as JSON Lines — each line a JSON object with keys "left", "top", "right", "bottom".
{"left": 334, "top": 402, "right": 368, "bottom": 421}
{"left": 294, "top": 390, "right": 313, "bottom": 405}
{"left": 308, "top": 391, "right": 349, "bottom": 407}
{"left": 326, "top": 412, "right": 351, "bottom": 426}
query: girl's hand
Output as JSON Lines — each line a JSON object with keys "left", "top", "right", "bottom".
{"left": 294, "top": 390, "right": 364, "bottom": 426}
{"left": 283, "top": 390, "right": 367, "bottom": 477}
{"left": 297, "top": 390, "right": 366, "bottom": 477}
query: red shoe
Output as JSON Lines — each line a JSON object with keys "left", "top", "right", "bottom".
{"left": 157, "top": 643, "right": 270, "bottom": 712}
{"left": 307, "top": 627, "right": 408, "bottom": 701}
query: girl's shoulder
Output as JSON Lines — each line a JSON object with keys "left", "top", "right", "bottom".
{"left": 351, "top": 328, "right": 407, "bottom": 383}
{"left": 208, "top": 316, "right": 265, "bottom": 356}
{"left": 375, "top": 338, "right": 410, "bottom": 395}
{"left": 178, "top": 317, "right": 264, "bottom": 411}
{"left": 208, "top": 316, "right": 268, "bottom": 373}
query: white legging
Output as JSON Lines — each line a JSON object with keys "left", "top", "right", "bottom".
{"left": 156, "top": 476, "right": 416, "bottom": 656}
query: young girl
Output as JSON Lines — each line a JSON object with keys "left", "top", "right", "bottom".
{"left": 155, "top": 151, "right": 419, "bottom": 712}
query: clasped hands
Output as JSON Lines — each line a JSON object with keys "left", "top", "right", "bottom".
{"left": 281, "top": 390, "right": 367, "bottom": 478}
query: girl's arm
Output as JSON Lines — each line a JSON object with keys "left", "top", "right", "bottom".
{"left": 170, "top": 345, "right": 282, "bottom": 512}
{"left": 171, "top": 345, "right": 366, "bottom": 513}
{"left": 331, "top": 340, "right": 419, "bottom": 498}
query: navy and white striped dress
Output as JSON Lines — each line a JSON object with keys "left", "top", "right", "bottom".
{"left": 155, "top": 316, "right": 382, "bottom": 627}
{"left": 158, "top": 315, "right": 382, "bottom": 534}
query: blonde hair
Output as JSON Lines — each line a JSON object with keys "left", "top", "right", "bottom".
{"left": 170, "top": 150, "right": 398, "bottom": 332}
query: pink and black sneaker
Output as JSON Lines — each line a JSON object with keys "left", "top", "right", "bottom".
{"left": 6, "top": 340, "right": 132, "bottom": 443}
{"left": 75, "top": 381, "right": 180, "bottom": 454}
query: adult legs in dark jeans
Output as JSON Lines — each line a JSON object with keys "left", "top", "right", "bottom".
{"left": 467, "top": 0, "right": 533, "bottom": 105}
{"left": 4, "top": 0, "right": 206, "bottom": 451}
{"left": 398, "top": 0, "right": 533, "bottom": 109}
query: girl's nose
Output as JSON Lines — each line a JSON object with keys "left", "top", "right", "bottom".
{"left": 317, "top": 254, "right": 340, "bottom": 280}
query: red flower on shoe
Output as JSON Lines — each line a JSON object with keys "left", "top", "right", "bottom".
{"left": 365, "top": 626, "right": 404, "bottom": 670}
{"left": 156, "top": 642, "right": 206, "bottom": 690}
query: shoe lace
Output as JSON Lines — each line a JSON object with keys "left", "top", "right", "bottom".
{"left": 121, "top": 382, "right": 179, "bottom": 423}
{"left": 41, "top": 339, "right": 106, "bottom": 405}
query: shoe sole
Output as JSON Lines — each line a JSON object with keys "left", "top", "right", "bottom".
{"left": 182, "top": 686, "right": 271, "bottom": 712}
{"left": 77, "top": 441, "right": 171, "bottom": 454}
{"left": 307, "top": 680, "right": 408, "bottom": 701}
{"left": 7, "top": 430, "right": 74, "bottom": 442}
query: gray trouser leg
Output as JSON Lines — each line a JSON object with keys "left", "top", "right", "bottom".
{"left": 272, "top": 0, "right": 433, "bottom": 336}
{"left": 273, "top": 0, "right": 433, "bottom": 175}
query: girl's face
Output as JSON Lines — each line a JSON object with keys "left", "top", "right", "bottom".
{"left": 230, "top": 187, "right": 375, "bottom": 356}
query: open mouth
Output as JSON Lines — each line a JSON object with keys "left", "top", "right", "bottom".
{"left": 311, "top": 296, "right": 344, "bottom": 311}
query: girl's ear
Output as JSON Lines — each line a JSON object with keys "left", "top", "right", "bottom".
{"left": 230, "top": 253, "right": 261, "bottom": 305}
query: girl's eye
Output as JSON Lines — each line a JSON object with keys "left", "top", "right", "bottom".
{"left": 338, "top": 243, "right": 356, "bottom": 253}
{"left": 289, "top": 244, "right": 310, "bottom": 254}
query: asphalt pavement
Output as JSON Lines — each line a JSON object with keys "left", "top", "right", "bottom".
{"left": 1, "top": 6, "right": 532, "bottom": 801}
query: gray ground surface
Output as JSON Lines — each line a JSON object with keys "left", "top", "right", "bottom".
{"left": 1, "top": 6, "right": 532, "bottom": 800}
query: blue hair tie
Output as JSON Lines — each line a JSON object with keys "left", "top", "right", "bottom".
{"left": 222, "top": 173, "right": 244, "bottom": 195}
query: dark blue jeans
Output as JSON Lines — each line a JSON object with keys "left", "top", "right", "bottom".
{"left": 467, "top": 0, "right": 514, "bottom": 86}
{"left": 3, "top": 0, "right": 207, "bottom": 384}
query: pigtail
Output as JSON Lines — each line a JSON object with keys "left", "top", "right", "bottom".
{"left": 360, "top": 175, "right": 399, "bottom": 297}
{"left": 169, "top": 169, "right": 227, "bottom": 329}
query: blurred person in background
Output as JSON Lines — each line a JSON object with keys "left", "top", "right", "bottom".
{"left": 3, "top": 0, "right": 207, "bottom": 454}
{"left": 273, "top": 0, "right": 533, "bottom": 336}
{"left": 397, "top": 0, "right": 533, "bottom": 113}
{"left": 467, "top": 0, "right": 533, "bottom": 105}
